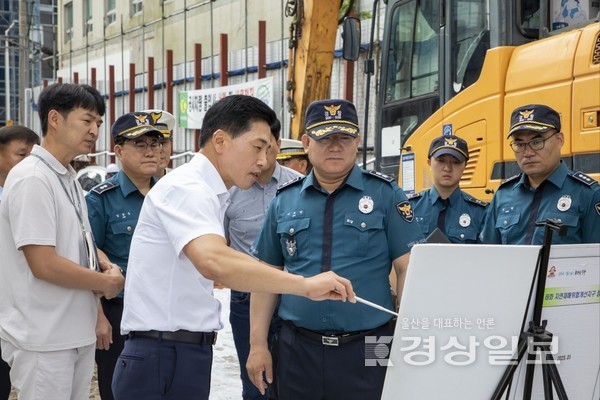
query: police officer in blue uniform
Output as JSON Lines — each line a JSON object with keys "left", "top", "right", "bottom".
{"left": 86, "top": 112, "right": 162, "bottom": 400}
{"left": 408, "top": 135, "right": 487, "bottom": 243}
{"left": 246, "top": 99, "right": 424, "bottom": 400}
{"left": 480, "top": 104, "right": 600, "bottom": 244}
{"left": 141, "top": 108, "right": 176, "bottom": 179}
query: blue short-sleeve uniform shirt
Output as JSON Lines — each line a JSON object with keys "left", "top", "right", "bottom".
{"left": 408, "top": 186, "right": 487, "bottom": 243}
{"left": 86, "top": 171, "right": 157, "bottom": 282}
{"left": 480, "top": 162, "right": 600, "bottom": 245}
{"left": 252, "top": 165, "right": 424, "bottom": 332}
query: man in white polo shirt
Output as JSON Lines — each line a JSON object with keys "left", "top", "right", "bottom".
{"left": 0, "top": 83, "right": 124, "bottom": 399}
{"left": 112, "top": 95, "right": 355, "bottom": 399}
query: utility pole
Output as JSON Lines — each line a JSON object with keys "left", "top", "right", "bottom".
{"left": 5, "top": 20, "right": 17, "bottom": 124}
{"left": 18, "top": 0, "right": 28, "bottom": 125}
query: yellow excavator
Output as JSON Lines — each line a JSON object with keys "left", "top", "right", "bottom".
{"left": 374, "top": 0, "right": 600, "bottom": 200}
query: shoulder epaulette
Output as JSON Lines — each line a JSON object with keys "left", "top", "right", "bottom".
{"left": 569, "top": 171, "right": 597, "bottom": 186}
{"left": 466, "top": 195, "right": 488, "bottom": 207}
{"left": 499, "top": 173, "right": 521, "bottom": 188}
{"left": 407, "top": 191, "right": 423, "bottom": 200}
{"left": 277, "top": 176, "right": 304, "bottom": 193}
{"left": 91, "top": 181, "right": 117, "bottom": 195}
{"left": 366, "top": 169, "right": 394, "bottom": 183}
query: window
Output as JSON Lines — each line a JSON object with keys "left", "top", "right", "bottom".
{"left": 450, "top": 0, "right": 489, "bottom": 92}
{"left": 380, "top": 0, "right": 442, "bottom": 151}
{"left": 384, "top": 0, "right": 440, "bottom": 102}
{"left": 384, "top": 0, "right": 489, "bottom": 101}
{"left": 106, "top": 0, "right": 116, "bottom": 25}
{"left": 64, "top": 2, "right": 73, "bottom": 42}
{"left": 131, "top": 0, "right": 143, "bottom": 16}
{"left": 84, "top": 0, "right": 93, "bottom": 35}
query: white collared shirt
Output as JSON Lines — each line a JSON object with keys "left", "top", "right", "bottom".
{"left": 121, "top": 153, "right": 229, "bottom": 334}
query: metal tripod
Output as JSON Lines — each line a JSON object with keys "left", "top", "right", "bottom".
{"left": 491, "top": 219, "right": 569, "bottom": 400}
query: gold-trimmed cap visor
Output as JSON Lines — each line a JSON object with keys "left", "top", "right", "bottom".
{"left": 507, "top": 104, "right": 560, "bottom": 138}
{"left": 306, "top": 122, "right": 359, "bottom": 140}
{"left": 111, "top": 112, "right": 162, "bottom": 139}
{"left": 304, "top": 99, "right": 359, "bottom": 141}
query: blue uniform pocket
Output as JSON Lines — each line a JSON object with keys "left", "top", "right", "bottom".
{"left": 495, "top": 212, "right": 521, "bottom": 244}
{"left": 343, "top": 213, "right": 385, "bottom": 256}
{"left": 276, "top": 217, "right": 310, "bottom": 263}
{"left": 447, "top": 226, "right": 479, "bottom": 243}
{"left": 110, "top": 219, "right": 135, "bottom": 236}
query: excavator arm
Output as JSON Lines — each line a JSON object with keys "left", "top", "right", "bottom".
{"left": 286, "top": 0, "right": 344, "bottom": 139}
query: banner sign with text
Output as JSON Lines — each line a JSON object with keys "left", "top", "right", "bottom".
{"left": 178, "top": 77, "right": 274, "bottom": 129}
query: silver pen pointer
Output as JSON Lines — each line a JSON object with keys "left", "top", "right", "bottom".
{"left": 355, "top": 296, "right": 399, "bottom": 317}
{"left": 332, "top": 289, "right": 399, "bottom": 317}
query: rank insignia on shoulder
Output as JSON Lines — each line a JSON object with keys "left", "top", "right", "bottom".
{"left": 396, "top": 201, "right": 414, "bottom": 222}
{"left": 570, "top": 171, "right": 596, "bottom": 186}
{"left": 91, "top": 181, "right": 116, "bottom": 195}
{"left": 367, "top": 170, "right": 394, "bottom": 182}
{"left": 466, "top": 196, "right": 487, "bottom": 207}
{"left": 499, "top": 174, "right": 521, "bottom": 187}
{"left": 277, "top": 176, "right": 304, "bottom": 193}
{"left": 407, "top": 191, "right": 423, "bottom": 200}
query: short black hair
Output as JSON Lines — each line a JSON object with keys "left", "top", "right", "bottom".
{"left": 271, "top": 117, "right": 281, "bottom": 141}
{"left": 199, "top": 95, "right": 279, "bottom": 148}
{"left": 0, "top": 125, "right": 40, "bottom": 148}
{"left": 38, "top": 83, "right": 105, "bottom": 136}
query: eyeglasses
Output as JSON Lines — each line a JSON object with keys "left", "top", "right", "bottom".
{"left": 124, "top": 139, "right": 163, "bottom": 153}
{"left": 510, "top": 131, "right": 559, "bottom": 153}
{"left": 315, "top": 135, "right": 356, "bottom": 146}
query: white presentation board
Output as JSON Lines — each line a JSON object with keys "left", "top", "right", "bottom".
{"left": 508, "top": 243, "right": 600, "bottom": 399}
{"left": 381, "top": 244, "right": 541, "bottom": 400}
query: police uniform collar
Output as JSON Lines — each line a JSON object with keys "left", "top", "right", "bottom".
{"left": 514, "top": 173, "right": 529, "bottom": 190}
{"left": 113, "top": 171, "right": 139, "bottom": 197}
{"left": 345, "top": 165, "right": 365, "bottom": 190}
{"left": 300, "top": 172, "right": 319, "bottom": 193}
{"left": 429, "top": 186, "right": 460, "bottom": 205}
{"left": 544, "top": 162, "right": 569, "bottom": 189}
{"left": 301, "top": 164, "right": 364, "bottom": 193}
{"left": 516, "top": 161, "right": 568, "bottom": 191}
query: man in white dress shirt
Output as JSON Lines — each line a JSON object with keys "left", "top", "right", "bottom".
{"left": 112, "top": 95, "right": 355, "bottom": 399}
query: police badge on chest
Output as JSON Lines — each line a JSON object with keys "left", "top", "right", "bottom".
{"left": 286, "top": 236, "right": 297, "bottom": 256}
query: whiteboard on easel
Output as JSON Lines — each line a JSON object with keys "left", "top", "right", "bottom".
{"left": 381, "top": 244, "right": 541, "bottom": 400}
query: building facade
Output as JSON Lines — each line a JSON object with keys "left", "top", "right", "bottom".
{"left": 50, "top": 0, "right": 383, "bottom": 167}
{"left": 1, "top": 0, "right": 56, "bottom": 126}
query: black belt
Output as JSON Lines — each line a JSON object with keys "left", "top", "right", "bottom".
{"left": 128, "top": 330, "right": 217, "bottom": 345}
{"left": 286, "top": 321, "right": 381, "bottom": 347}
